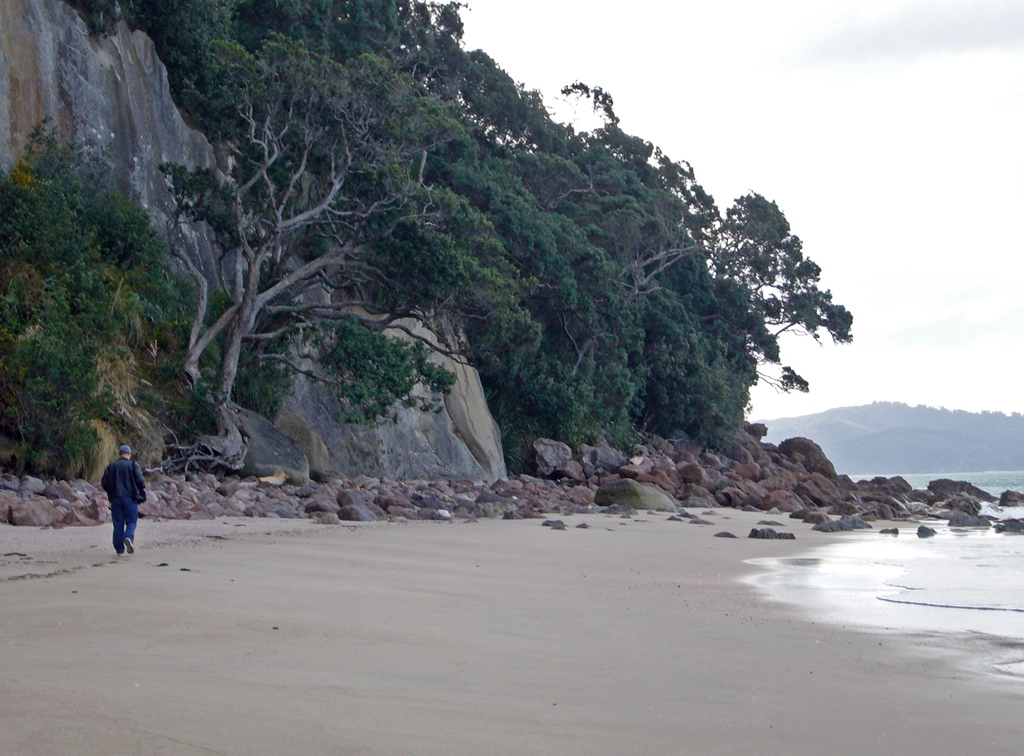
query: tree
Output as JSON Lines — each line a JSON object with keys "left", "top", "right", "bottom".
{"left": 163, "top": 39, "right": 465, "bottom": 470}
{"left": 710, "top": 193, "right": 853, "bottom": 391}
{"left": 0, "top": 129, "right": 182, "bottom": 475}
{"left": 139, "top": 6, "right": 852, "bottom": 467}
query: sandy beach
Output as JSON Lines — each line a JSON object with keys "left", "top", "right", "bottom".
{"left": 2, "top": 511, "right": 1021, "bottom": 755}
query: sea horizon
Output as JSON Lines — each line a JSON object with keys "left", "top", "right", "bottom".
{"left": 847, "top": 470, "right": 1024, "bottom": 498}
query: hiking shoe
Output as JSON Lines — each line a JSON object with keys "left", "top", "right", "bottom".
{"left": 124, "top": 538, "right": 134, "bottom": 555}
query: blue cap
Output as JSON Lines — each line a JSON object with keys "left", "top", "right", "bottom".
{"left": 119, "top": 445, "right": 132, "bottom": 454}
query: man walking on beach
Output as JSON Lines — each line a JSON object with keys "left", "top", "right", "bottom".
{"left": 101, "top": 445, "right": 146, "bottom": 556}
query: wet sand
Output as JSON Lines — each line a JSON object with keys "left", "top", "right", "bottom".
{"left": 1, "top": 511, "right": 1021, "bottom": 755}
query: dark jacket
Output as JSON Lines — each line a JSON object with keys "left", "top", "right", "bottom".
{"left": 101, "top": 457, "right": 146, "bottom": 502}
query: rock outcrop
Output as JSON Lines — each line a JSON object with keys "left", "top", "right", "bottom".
{"left": 4, "top": 419, "right": 1024, "bottom": 530}
{"left": 281, "top": 356, "right": 506, "bottom": 483}
{"left": 236, "top": 408, "right": 310, "bottom": 486}
{"left": 0, "top": 0, "right": 222, "bottom": 283}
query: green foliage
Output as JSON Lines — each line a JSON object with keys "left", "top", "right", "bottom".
{"left": 0, "top": 129, "right": 189, "bottom": 476}
{"left": 108, "top": 3, "right": 852, "bottom": 469}
{"left": 317, "top": 318, "right": 456, "bottom": 423}
{"left": 232, "top": 355, "right": 292, "bottom": 418}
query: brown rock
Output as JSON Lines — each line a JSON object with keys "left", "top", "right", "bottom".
{"left": 677, "top": 483, "right": 715, "bottom": 500}
{"left": 761, "top": 490, "right": 805, "bottom": 513}
{"left": 676, "top": 463, "right": 709, "bottom": 487}
{"left": 745, "top": 422, "right": 768, "bottom": 440}
{"left": 216, "top": 479, "right": 242, "bottom": 497}
{"left": 554, "top": 459, "right": 586, "bottom": 482}
{"left": 303, "top": 498, "right": 337, "bottom": 514}
{"left": 942, "top": 496, "right": 982, "bottom": 516}
{"left": 795, "top": 472, "right": 842, "bottom": 508}
{"left": 733, "top": 462, "right": 762, "bottom": 482}
{"left": 636, "top": 470, "right": 676, "bottom": 493}
{"left": 338, "top": 502, "right": 379, "bottom": 521}
{"left": 856, "top": 476, "right": 913, "bottom": 497}
{"left": 827, "top": 500, "right": 861, "bottom": 517}
{"left": 339, "top": 489, "right": 375, "bottom": 509}
{"left": 8, "top": 497, "right": 58, "bottom": 527}
{"left": 677, "top": 495, "right": 715, "bottom": 509}
{"left": 761, "top": 472, "right": 799, "bottom": 492}
{"left": 84, "top": 498, "right": 111, "bottom": 523}
{"left": 778, "top": 437, "right": 838, "bottom": 479}
{"left": 618, "top": 460, "right": 654, "bottom": 479}
{"left": 700, "top": 452, "right": 722, "bottom": 469}
{"left": 868, "top": 502, "right": 899, "bottom": 521}
{"left": 61, "top": 509, "right": 97, "bottom": 526}
{"left": 20, "top": 476, "right": 47, "bottom": 495}
{"left": 387, "top": 505, "right": 419, "bottom": 519}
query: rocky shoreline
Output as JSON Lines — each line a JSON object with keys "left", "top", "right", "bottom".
{"left": 3, "top": 424, "right": 1023, "bottom": 532}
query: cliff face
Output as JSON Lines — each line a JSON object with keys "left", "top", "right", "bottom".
{"left": 282, "top": 316, "right": 505, "bottom": 483}
{"left": 0, "top": 0, "right": 223, "bottom": 284}
{"left": 0, "top": 0, "right": 506, "bottom": 482}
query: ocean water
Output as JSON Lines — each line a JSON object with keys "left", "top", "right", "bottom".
{"left": 746, "top": 493, "right": 1024, "bottom": 684}
{"left": 851, "top": 469, "right": 1024, "bottom": 499}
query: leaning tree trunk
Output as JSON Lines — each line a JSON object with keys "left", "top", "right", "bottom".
{"left": 202, "top": 403, "right": 247, "bottom": 470}
{"left": 165, "top": 272, "right": 260, "bottom": 475}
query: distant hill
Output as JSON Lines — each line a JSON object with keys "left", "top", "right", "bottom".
{"left": 759, "top": 402, "right": 1024, "bottom": 475}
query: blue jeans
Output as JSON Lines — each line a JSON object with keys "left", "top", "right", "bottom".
{"left": 110, "top": 497, "right": 138, "bottom": 554}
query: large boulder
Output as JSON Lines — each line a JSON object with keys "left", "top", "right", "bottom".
{"left": 733, "top": 462, "right": 762, "bottom": 481}
{"left": 795, "top": 472, "right": 842, "bottom": 508}
{"left": 533, "top": 438, "right": 573, "bottom": 478}
{"left": 578, "top": 443, "right": 628, "bottom": 478}
{"left": 927, "top": 478, "right": 996, "bottom": 503}
{"left": 948, "top": 511, "right": 990, "bottom": 528}
{"left": 19, "top": 476, "right": 47, "bottom": 495}
{"left": 999, "top": 490, "right": 1024, "bottom": 507}
{"left": 237, "top": 408, "right": 310, "bottom": 486}
{"left": 858, "top": 476, "right": 913, "bottom": 496}
{"left": 7, "top": 496, "right": 58, "bottom": 526}
{"left": 761, "top": 489, "right": 805, "bottom": 513}
{"left": 676, "top": 462, "right": 711, "bottom": 488}
{"left": 762, "top": 471, "right": 799, "bottom": 492}
{"left": 275, "top": 411, "right": 330, "bottom": 481}
{"left": 594, "top": 479, "right": 676, "bottom": 512}
{"left": 778, "top": 437, "right": 838, "bottom": 479}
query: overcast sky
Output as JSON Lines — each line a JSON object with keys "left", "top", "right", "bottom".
{"left": 460, "top": 0, "right": 1024, "bottom": 421}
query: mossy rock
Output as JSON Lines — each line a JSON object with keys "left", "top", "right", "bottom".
{"left": 594, "top": 479, "right": 677, "bottom": 512}
{"left": 275, "top": 410, "right": 330, "bottom": 481}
